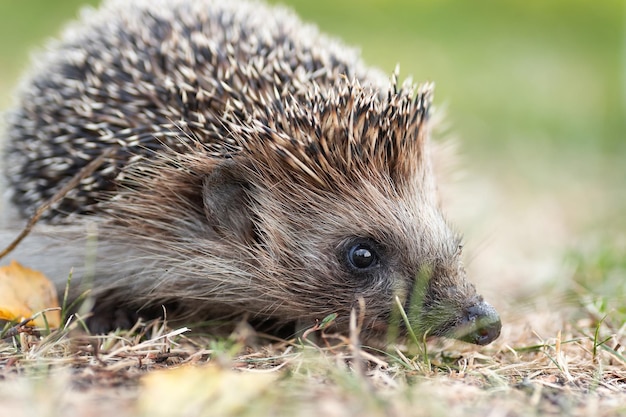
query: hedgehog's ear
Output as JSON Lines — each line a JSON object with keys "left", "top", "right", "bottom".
{"left": 202, "top": 161, "right": 256, "bottom": 244}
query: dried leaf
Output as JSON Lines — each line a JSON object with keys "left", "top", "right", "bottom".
{"left": 139, "top": 365, "right": 276, "bottom": 417}
{"left": 0, "top": 260, "right": 61, "bottom": 328}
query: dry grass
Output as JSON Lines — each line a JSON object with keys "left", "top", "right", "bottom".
{"left": 0, "top": 284, "right": 623, "bottom": 417}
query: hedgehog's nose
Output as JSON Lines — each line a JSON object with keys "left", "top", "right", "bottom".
{"left": 457, "top": 301, "right": 501, "bottom": 345}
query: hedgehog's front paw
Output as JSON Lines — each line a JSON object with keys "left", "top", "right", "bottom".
{"left": 85, "top": 302, "right": 142, "bottom": 334}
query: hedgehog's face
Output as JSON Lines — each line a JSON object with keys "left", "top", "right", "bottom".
{"left": 225, "top": 168, "right": 501, "bottom": 346}
{"left": 251, "top": 179, "right": 500, "bottom": 344}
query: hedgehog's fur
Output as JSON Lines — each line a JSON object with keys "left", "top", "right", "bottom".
{"left": 2, "top": 0, "right": 501, "bottom": 343}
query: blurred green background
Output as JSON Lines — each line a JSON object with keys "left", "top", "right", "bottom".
{"left": 0, "top": 0, "right": 624, "bottom": 247}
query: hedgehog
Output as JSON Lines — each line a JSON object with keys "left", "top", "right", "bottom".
{"left": 1, "top": 0, "right": 501, "bottom": 344}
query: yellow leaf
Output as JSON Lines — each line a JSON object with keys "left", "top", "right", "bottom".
{"left": 0, "top": 260, "right": 61, "bottom": 328}
{"left": 139, "top": 365, "right": 276, "bottom": 417}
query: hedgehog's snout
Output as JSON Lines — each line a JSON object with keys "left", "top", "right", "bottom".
{"left": 454, "top": 301, "right": 501, "bottom": 345}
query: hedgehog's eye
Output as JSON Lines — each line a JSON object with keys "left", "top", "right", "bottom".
{"left": 347, "top": 243, "right": 379, "bottom": 270}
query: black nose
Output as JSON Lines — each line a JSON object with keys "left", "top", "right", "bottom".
{"left": 455, "top": 301, "right": 502, "bottom": 345}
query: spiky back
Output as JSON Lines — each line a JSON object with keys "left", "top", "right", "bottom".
{"left": 232, "top": 79, "right": 433, "bottom": 191}
{"left": 4, "top": 0, "right": 431, "bottom": 222}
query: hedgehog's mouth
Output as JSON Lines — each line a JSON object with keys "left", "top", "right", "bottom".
{"left": 428, "top": 300, "right": 502, "bottom": 346}
{"left": 444, "top": 301, "right": 501, "bottom": 345}
{"left": 402, "top": 294, "right": 502, "bottom": 346}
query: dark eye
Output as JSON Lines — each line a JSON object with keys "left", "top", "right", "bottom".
{"left": 347, "top": 243, "right": 379, "bottom": 270}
